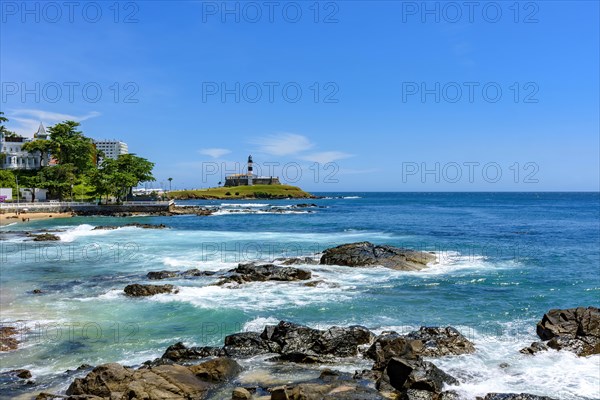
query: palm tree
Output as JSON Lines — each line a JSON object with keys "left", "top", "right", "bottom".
{"left": 168, "top": 177, "right": 173, "bottom": 191}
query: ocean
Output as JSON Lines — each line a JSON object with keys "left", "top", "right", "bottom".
{"left": 1, "top": 192, "right": 599, "bottom": 399}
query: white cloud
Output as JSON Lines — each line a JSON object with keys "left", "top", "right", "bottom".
{"left": 199, "top": 148, "right": 231, "bottom": 158}
{"left": 6, "top": 109, "right": 101, "bottom": 137}
{"left": 251, "top": 133, "right": 314, "bottom": 156}
{"left": 300, "top": 151, "right": 353, "bottom": 164}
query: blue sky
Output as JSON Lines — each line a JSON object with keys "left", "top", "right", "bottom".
{"left": 1, "top": 1, "right": 598, "bottom": 191}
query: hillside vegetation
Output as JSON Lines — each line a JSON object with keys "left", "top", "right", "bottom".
{"left": 167, "top": 184, "right": 314, "bottom": 200}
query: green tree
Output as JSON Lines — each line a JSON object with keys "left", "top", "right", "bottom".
{"left": 0, "top": 170, "right": 17, "bottom": 198}
{"left": 22, "top": 139, "right": 52, "bottom": 167}
{"left": 88, "top": 155, "right": 155, "bottom": 203}
{"left": 37, "top": 164, "right": 77, "bottom": 200}
{"left": 47, "top": 121, "right": 96, "bottom": 173}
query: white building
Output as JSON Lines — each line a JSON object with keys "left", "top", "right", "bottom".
{"left": 94, "top": 140, "right": 128, "bottom": 164}
{"left": 0, "top": 123, "right": 49, "bottom": 170}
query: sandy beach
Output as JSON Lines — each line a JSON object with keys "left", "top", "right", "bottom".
{"left": 0, "top": 212, "right": 74, "bottom": 225}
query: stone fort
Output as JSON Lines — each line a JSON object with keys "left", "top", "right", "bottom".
{"left": 224, "top": 155, "right": 281, "bottom": 186}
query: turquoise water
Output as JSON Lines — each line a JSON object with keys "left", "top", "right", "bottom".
{"left": 1, "top": 192, "right": 599, "bottom": 399}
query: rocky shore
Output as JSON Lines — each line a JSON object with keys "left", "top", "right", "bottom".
{"left": 26, "top": 306, "right": 598, "bottom": 400}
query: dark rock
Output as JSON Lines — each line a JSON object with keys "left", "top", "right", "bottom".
{"left": 405, "top": 326, "right": 475, "bottom": 357}
{"left": 385, "top": 357, "right": 458, "bottom": 393}
{"left": 161, "top": 341, "right": 224, "bottom": 361}
{"left": 367, "top": 333, "right": 424, "bottom": 370}
{"left": 519, "top": 341, "right": 549, "bottom": 355}
{"left": 482, "top": 394, "right": 557, "bottom": 400}
{"left": 66, "top": 363, "right": 213, "bottom": 399}
{"left": 320, "top": 242, "right": 436, "bottom": 271}
{"left": 271, "top": 386, "right": 289, "bottom": 400}
{"left": 147, "top": 270, "right": 178, "bottom": 280}
{"left": 1, "top": 369, "right": 32, "bottom": 379}
{"left": 224, "top": 321, "right": 373, "bottom": 362}
{"left": 181, "top": 268, "right": 216, "bottom": 277}
{"left": 224, "top": 332, "right": 276, "bottom": 357}
{"left": 32, "top": 233, "right": 60, "bottom": 241}
{"left": 32, "top": 289, "right": 43, "bottom": 294}
{"left": 93, "top": 223, "right": 168, "bottom": 230}
{"left": 262, "top": 321, "right": 373, "bottom": 362}
{"left": 189, "top": 357, "right": 242, "bottom": 382}
{"left": 274, "top": 257, "right": 320, "bottom": 265}
{"left": 123, "top": 283, "right": 178, "bottom": 297}
{"left": 232, "top": 387, "right": 252, "bottom": 399}
{"left": 35, "top": 393, "right": 68, "bottom": 400}
{"left": 216, "top": 263, "right": 311, "bottom": 286}
{"left": 277, "top": 381, "right": 386, "bottom": 399}
{"left": 534, "top": 307, "right": 600, "bottom": 356}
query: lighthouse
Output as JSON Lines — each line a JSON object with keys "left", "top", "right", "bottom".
{"left": 247, "top": 155, "right": 253, "bottom": 186}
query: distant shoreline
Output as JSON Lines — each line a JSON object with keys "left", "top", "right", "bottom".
{"left": 167, "top": 184, "right": 315, "bottom": 200}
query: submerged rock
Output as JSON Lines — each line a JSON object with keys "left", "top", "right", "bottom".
{"left": 320, "top": 242, "right": 436, "bottom": 271}
{"left": 147, "top": 268, "right": 216, "bottom": 280}
{"left": 216, "top": 263, "right": 311, "bottom": 286}
{"left": 0, "top": 326, "right": 20, "bottom": 351}
{"left": 32, "top": 233, "right": 60, "bottom": 241}
{"left": 520, "top": 307, "right": 600, "bottom": 356}
{"left": 274, "top": 256, "right": 320, "bottom": 265}
{"left": 123, "top": 283, "right": 178, "bottom": 297}
{"left": 147, "top": 270, "right": 178, "bottom": 280}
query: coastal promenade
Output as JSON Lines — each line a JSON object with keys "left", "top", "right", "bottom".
{"left": 0, "top": 201, "right": 174, "bottom": 223}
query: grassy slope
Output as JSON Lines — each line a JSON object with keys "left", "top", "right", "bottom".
{"left": 168, "top": 184, "right": 314, "bottom": 200}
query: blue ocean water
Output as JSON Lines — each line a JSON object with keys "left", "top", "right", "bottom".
{"left": 1, "top": 192, "right": 599, "bottom": 399}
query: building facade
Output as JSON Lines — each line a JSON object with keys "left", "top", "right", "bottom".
{"left": 0, "top": 123, "right": 49, "bottom": 170}
{"left": 224, "top": 155, "right": 281, "bottom": 186}
{"left": 94, "top": 140, "right": 129, "bottom": 164}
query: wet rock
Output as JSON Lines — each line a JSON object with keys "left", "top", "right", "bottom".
{"left": 0, "top": 326, "right": 20, "bottom": 351}
{"left": 66, "top": 363, "right": 213, "bottom": 399}
{"left": 275, "top": 382, "right": 386, "bottom": 399}
{"left": 519, "top": 341, "right": 549, "bottom": 355}
{"left": 274, "top": 257, "right": 320, "bottom": 265}
{"left": 93, "top": 223, "right": 168, "bottom": 230}
{"left": 405, "top": 326, "right": 475, "bottom": 357}
{"left": 224, "top": 332, "right": 277, "bottom": 357}
{"left": 320, "top": 242, "right": 436, "bottom": 271}
{"left": 367, "top": 327, "right": 474, "bottom": 369}
{"left": 181, "top": 268, "right": 216, "bottom": 277}
{"left": 32, "top": 233, "right": 60, "bottom": 241}
{"left": 385, "top": 357, "right": 458, "bottom": 393}
{"left": 161, "top": 341, "right": 224, "bottom": 361}
{"left": 534, "top": 307, "right": 600, "bottom": 356}
{"left": 32, "top": 288, "right": 43, "bottom": 294}
{"left": 1, "top": 369, "right": 32, "bottom": 380}
{"left": 367, "top": 333, "right": 424, "bottom": 370}
{"left": 481, "top": 394, "right": 557, "bottom": 400}
{"left": 224, "top": 321, "right": 373, "bottom": 362}
{"left": 216, "top": 263, "right": 311, "bottom": 286}
{"left": 123, "top": 283, "right": 178, "bottom": 297}
{"left": 147, "top": 270, "right": 178, "bottom": 280}
{"left": 189, "top": 357, "right": 242, "bottom": 382}
{"left": 262, "top": 321, "right": 374, "bottom": 362}
{"left": 233, "top": 387, "right": 253, "bottom": 399}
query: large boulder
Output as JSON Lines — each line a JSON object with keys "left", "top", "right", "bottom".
{"left": 320, "top": 242, "right": 436, "bottom": 271}
{"left": 216, "top": 263, "right": 311, "bottom": 286}
{"left": 0, "top": 326, "right": 20, "bottom": 351}
{"left": 124, "top": 284, "right": 178, "bottom": 297}
{"left": 66, "top": 359, "right": 241, "bottom": 399}
{"left": 189, "top": 357, "right": 242, "bottom": 382}
{"left": 521, "top": 307, "right": 600, "bottom": 356}
{"left": 262, "top": 321, "right": 374, "bottom": 362}
{"left": 385, "top": 357, "right": 458, "bottom": 393}
{"left": 405, "top": 327, "right": 475, "bottom": 357}
{"left": 223, "top": 321, "right": 373, "bottom": 362}
{"left": 367, "top": 327, "right": 474, "bottom": 369}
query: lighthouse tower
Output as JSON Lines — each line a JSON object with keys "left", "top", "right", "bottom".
{"left": 247, "top": 155, "right": 253, "bottom": 186}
